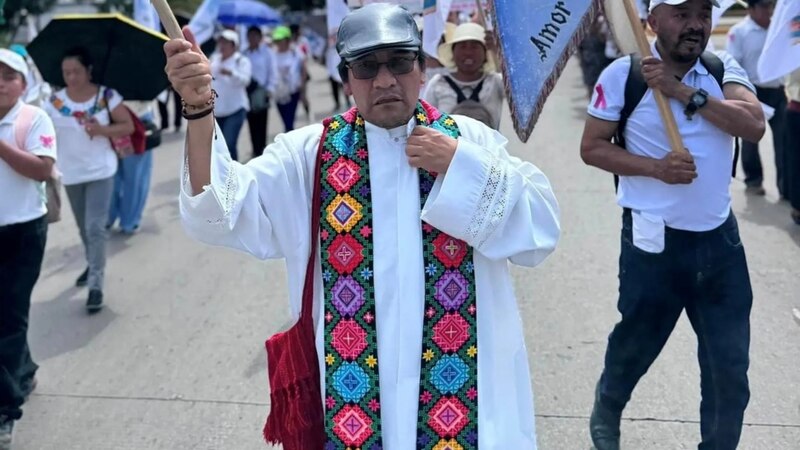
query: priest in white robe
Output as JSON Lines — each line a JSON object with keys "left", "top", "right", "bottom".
{"left": 165, "top": 4, "right": 560, "bottom": 449}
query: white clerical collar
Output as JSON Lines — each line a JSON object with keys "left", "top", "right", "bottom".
{"left": 364, "top": 116, "right": 416, "bottom": 141}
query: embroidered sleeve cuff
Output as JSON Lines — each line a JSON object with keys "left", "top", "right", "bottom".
{"left": 179, "top": 126, "right": 240, "bottom": 232}
{"left": 422, "top": 138, "right": 505, "bottom": 247}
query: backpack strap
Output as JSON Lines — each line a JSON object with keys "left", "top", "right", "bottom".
{"left": 698, "top": 51, "right": 739, "bottom": 176}
{"left": 442, "top": 75, "right": 468, "bottom": 104}
{"left": 616, "top": 54, "right": 646, "bottom": 150}
{"left": 699, "top": 51, "right": 724, "bottom": 89}
{"left": 469, "top": 79, "right": 485, "bottom": 102}
{"left": 14, "top": 104, "right": 37, "bottom": 150}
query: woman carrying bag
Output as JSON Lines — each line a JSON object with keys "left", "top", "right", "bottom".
{"left": 43, "top": 46, "right": 134, "bottom": 313}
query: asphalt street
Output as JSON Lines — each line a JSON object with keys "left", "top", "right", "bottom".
{"left": 12, "top": 51, "right": 800, "bottom": 449}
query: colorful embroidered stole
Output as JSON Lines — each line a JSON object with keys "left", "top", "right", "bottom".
{"left": 321, "top": 101, "right": 478, "bottom": 450}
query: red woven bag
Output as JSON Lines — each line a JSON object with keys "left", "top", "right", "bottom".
{"left": 263, "top": 121, "right": 329, "bottom": 450}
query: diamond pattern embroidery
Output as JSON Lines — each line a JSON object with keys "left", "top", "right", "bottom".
{"left": 433, "top": 234, "right": 468, "bottom": 269}
{"left": 432, "top": 314, "right": 470, "bottom": 353}
{"left": 332, "top": 319, "right": 368, "bottom": 360}
{"left": 331, "top": 276, "right": 365, "bottom": 317}
{"left": 428, "top": 397, "right": 469, "bottom": 437}
{"left": 327, "top": 157, "right": 362, "bottom": 192}
{"left": 332, "top": 362, "right": 371, "bottom": 403}
{"left": 434, "top": 271, "right": 470, "bottom": 311}
{"left": 328, "top": 234, "right": 364, "bottom": 274}
{"left": 332, "top": 405, "right": 374, "bottom": 446}
{"left": 430, "top": 355, "right": 470, "bottom": 394}
{"left": 326, "top": 194, "right": 363, "bottom": 233}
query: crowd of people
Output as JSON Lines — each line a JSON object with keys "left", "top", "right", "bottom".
{"left": 1, "top": 0, "right": 797, "bottom": 449}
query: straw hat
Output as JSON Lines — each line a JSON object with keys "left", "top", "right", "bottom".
{"left": 437, "top": 22, "right": 496, "bottom": 73}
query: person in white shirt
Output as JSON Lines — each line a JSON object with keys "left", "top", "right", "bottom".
{"left": 581, "top": 0, "right": 766, "bottom": 449}
{"left": 272, "top": 26, "right": 304, "bottom": 132}
{"left": 0, "top": 48, "right": 57, "bottom": 450}
{"left": 43, "top": 46, "right": 134, "bottom": 313}
{"left": 290, "top": 23, "right": 312, "bottom": 120}
{"left": 423, "top": 23, "right": 504, "bottom": 130}
{"left": 243, "top": 26, "right": 278, "bottom": 159}
{"left": 164, "top": 4, "right": 560, "bottom": 448}
{"left": 727, "top": 0, "right": 787, "bottom": 196}
{"left": 210, "top": 30, "right": 252, "bottom": 162}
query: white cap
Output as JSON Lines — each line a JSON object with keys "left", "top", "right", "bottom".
{"left": 649, "top": 0, "right": 720, "bottom": 13}
{"left": 0, "top": 48, "right": 29, "bottom": 81}
{"left": 218, "top": 29, "right": 239, "bottom": 46}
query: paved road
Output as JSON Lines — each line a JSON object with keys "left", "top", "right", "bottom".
{"left": 13, "top": 55, "right": 800, "bottom": 449}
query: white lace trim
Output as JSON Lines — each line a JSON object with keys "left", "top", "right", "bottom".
{"left": 206, "top": 162, "right": 238, "bottom": 225}
{"left": 464, "top": 153, "right": 509, "bottom": 248}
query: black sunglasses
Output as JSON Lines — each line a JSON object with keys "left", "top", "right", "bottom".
{"left": 348, "top": 54, "right": 417, "bottom": 80}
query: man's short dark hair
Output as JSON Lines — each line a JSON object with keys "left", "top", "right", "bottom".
{"left": 338, "top": 51, "right": 426, "bottom": 83}
{"left": 247, "top": 26, "right": 262, "bottom": 36}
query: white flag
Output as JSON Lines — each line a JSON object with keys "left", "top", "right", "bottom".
{"left": 328, "top": 0, "right": 351, "bottom": 35}
{"left": 757, "top": 0, "right": 800, "bottom": 82}
{"left": 133, "top": 0, "right": 160, "bottom": 31}
{"left": 712, "top": 0, "right": 738, "bottom": 29}
{"left": 188, "top": 0, "right": 222, "bottom": 45}
{"left": 423, "top": 0, "right": 452, "bottom": 58}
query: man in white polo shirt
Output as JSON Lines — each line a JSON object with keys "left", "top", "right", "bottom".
{"left": 0, "top": 48, "right": 57, "bottom": 450}
{"left": 580, "top": 0, "right": 766, "bottom": 449}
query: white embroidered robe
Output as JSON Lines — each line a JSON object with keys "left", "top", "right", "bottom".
{"left": 179, "top": 114, "right": 561, "bottom": 449}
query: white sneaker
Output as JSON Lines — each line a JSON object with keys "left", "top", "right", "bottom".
{"left": 0, "top": 416, "right": 14, "bottom": 450}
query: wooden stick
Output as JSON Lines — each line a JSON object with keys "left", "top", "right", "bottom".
{"left": 473, "top": 0, "right": 488, "bottom": 28}
{"left": 623, "top": 0, "right": 687, "bottom": 154}
{"left": 151, "top": 0, "right": 184, "bottom": 40}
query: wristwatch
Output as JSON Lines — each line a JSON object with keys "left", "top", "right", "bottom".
{"left": 684, "top": 88, "right": 709, "bottom": 120}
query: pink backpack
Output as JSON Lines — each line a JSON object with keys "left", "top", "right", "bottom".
{"left": 15, "top": 104, "right": 62, "bottom": 224}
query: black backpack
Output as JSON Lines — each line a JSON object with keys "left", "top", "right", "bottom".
{"left": 613, "top": 51, "right": 740, "bottom": 184}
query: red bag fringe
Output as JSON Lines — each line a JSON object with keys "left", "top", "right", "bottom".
{"left": 263, "top": 121, "right": 330, "bottom": 450}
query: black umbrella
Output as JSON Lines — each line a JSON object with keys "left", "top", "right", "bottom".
{"left": 27, "top": 13, "right": 169, "bottom": 101}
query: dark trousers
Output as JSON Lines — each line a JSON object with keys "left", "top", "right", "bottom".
{"left": 597, "top": 210, "right": 752, "bottom": 450}
{"left": 742, "top": 86, "right": 787, "bottom": 195}
{"left": 217, "top": 108, "right": 247, "bottom": 162}
{"left": 157, "top": 88, "right": 182, "bottom": 130}
{"left": 786, "top": 105, "right": 800, "bottom": 211}
{"left": 247, "top": 105, "right": 269, "bottom": 158}
{"left": 277, "top": 92, "right": 301, "bottom": 132}
{"left": 0, "top": 216, "right": 46, "bottom": 420}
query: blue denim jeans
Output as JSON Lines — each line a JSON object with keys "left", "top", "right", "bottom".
{"left": 217, "top": 108, "right": 247, "bottom": 161}
{"left": 108, "top": 151, "right": 153, "bottom": 233}
{"left": 597, "top": 210, "right": 752, "bottom": 450}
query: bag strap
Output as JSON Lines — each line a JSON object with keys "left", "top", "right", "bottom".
{"left": 699, "top": 51, "right": 724, "bottom": 89}
{"left": 14, "top": 104, "right": 37, "bottom": 150}
{"left": 443, "top": 75, "right": 468, "bottom": 104}
{"left": 299, "top": 121, "right": 329, "bottom": 325}
{"left": 469, "top": 79, "right": 485, "bottom": 102}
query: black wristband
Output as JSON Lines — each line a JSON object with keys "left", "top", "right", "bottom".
{"left": 182, "top": 107, "right": 214, "bottom": 121}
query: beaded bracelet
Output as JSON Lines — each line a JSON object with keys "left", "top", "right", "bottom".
{"left": 182, "top": 106, "right": 214, "bottom": 121}
{"left": 181, "top": 89, "right": 218, "bottom": 116}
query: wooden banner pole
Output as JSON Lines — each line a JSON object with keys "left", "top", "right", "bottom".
{"left": 623, "top": 0, "right": 687, "bottom": 154}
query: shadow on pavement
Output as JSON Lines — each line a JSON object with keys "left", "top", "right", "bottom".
{"left": 29, "top": 286, "right": 119, "bottom": 362}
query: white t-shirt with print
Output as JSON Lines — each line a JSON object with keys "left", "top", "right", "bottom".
{"left": 43, "top": 87, "right": 122, "bottom": 186}
{"left": 587, "top": 46, "right": 754, "bottom": 231}
{"left": 0, "top": 101, "right": 57, "bottom": 226}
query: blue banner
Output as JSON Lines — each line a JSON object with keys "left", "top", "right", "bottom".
{"left": 493, "top": 0, "right": 600, "bottom": 142}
